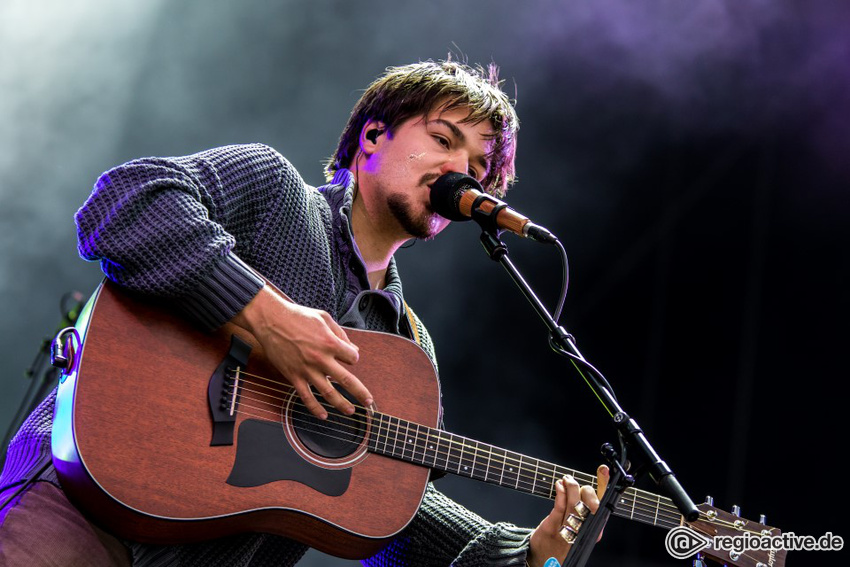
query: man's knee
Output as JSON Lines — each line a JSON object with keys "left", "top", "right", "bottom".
{"left": 0, "top": 481, "right": 131, "bottom": 567}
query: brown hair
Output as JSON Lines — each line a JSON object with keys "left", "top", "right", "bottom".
{"left": 325, "top": 60, "right": 519, "bottom": 197}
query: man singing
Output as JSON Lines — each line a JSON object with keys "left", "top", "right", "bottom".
{"left": 0, "top": 60, "right": 606, "bottom": 567}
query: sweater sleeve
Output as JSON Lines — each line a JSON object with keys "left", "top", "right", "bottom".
{"left": 363, "top": 484, "right": 532, "bottom": 567}
{"left": 75, "top": 144, "right": 294, "bottom": 330}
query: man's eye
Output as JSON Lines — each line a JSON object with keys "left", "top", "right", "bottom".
{"left": 434, "top": 136, "right": 450, "bottom": 148}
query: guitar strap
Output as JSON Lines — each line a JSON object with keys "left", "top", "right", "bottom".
{"left": 402, "top": 300, "right": 421, "bottom": 346}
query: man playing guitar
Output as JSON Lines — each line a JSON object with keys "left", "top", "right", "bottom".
{"left": 0, "top": 60, "right": 606, "bottom": 567}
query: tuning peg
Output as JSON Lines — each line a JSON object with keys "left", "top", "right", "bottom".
{"left": 731, "top": 505, "right": 741, "bottom": 517}
{"left": 759, "top": 513, "right": 766, "bottom": 524}
{"left": 704, "top": 495, "right": 714, "bottom": 506}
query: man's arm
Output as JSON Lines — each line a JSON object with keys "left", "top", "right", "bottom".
{"left": 75, "top": 144, "right": 373, "bottom": 415}
{"left": 75, "top": 144, "right": 281, "bottom": 328}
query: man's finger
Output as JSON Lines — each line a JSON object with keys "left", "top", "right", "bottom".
{"left": 326, "top": 362, "right": 374, "bottom": 408}
{"left": 579, "top": 485, "right": 599, "bottom": 513}
{"left": 596, "top": 465, "right": 609, "bottom": 499}
{"left": 541, "top": 476, "right": 570, "bottom": 534}
{"left": 310, "top": 374, "right": 355, "bottom": 416}
{"left": 562, "top": 475, "right": 581, "bottom": 516}
{"left": 291, "top": 377, "right": 328, "bottom": 420}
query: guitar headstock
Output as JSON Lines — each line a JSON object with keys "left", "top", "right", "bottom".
{"left": 686, "top": 501, "right": 787, "bottom": 567}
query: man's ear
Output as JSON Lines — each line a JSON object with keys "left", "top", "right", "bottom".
{"left": 359, "top": 120, "right": 387, "bottom": 155}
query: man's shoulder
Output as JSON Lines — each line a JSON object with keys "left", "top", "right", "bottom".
{"left": 191, "top": 143, "right": 293, "bottom": 173}
{"left": 189, "top": 143, "right": 322, "bottom": 194}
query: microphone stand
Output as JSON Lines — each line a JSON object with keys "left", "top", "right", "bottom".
{"left": 471, "top": 206, "right": 699, "bottom": 567}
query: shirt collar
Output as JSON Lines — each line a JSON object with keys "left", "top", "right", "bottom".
{"left": 319, "top": 168, "right": 404, "bottom": 312}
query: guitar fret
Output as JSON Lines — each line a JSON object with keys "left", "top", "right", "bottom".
{"left": 373, "top": 413, "right": 385, "bottom": 454}
{"left": 391, "top": 416, "right": 402, "bottom": 458}
{"left": 368, "top": 413, "right": 381, "bottom": 453}
{"left": 411, "top": 423, "right": 421, "bottom": 464}
{"left": 381, "top": 415, "right": 391, "bottom": 456}
{"left": 403, "top": 421, "right": 415, "bottom": 461}
{"left": 531, "top": 459, "right": 540, "bottom": 494}
{"left": 547, "top": 465, "right": 556, "bottom": 499}
{"left": 503, "top": 450, "right": 519, "bottom": 488}
{"left": 451, "top": 434, "right": 463, "bottom": 473}
{"left": 424, "top": 428, "right": 437, "bottom": 466}
{"left": 434, "top": 431, "right": 448, "bottom": 470}
{"left": 400, "top": 421, "right": 410, "bottom": 460}
{"left": 461, "top": 437, "right": 472, "bottom": 476}
{"left": 654, "top": 493, "right": 660, "bottom": 526}
{"left": 491, "top": 447, "right": 506, "bottom": 486}
{"left": 514, "top": 455, "right": 522, "bottom": 489}
{"left": 380, "top": 414, "right": 390, "bottom": 455}
{"left": 470, "top": 442, "right": 484, "bottom": 480}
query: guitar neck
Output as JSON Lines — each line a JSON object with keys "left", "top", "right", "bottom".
{"left": 367, "top": 412, "right": 683, "bottom": 531}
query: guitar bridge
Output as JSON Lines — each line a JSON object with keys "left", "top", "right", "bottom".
{"left": 208, "top": 334, "right": 252, "bottom": 446}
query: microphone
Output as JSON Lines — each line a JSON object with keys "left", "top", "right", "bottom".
{"left": 430, "top": 172, "right": 557, "bottom": 243}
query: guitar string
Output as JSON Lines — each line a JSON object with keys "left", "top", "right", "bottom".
{"left": 228, "top": 374, "right": 688, "bottom": 525}
{"left": 230, "top": 371, "right": 762, "bottom": 532}
{"left": 228, "top": 401, "right": 682, "bottom": 529}
{"left": 230, "top": 385, "right": 686, "bottom": 528}
{"left": 233, "top": 392, "right": 692, "bottom": 529}
{"left": 229, "top": 373, "right": 690, "bottom": 525}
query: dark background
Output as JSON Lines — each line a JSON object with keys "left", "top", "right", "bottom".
{"left": 1, "top": 1, "right": 847, "bottom": 565}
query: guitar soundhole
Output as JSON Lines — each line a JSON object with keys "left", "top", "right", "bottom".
{"left": 291, "top": 385, "right": 368, "bottom": 459}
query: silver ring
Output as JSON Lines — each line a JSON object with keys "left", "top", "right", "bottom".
{"left": 574, "top": 501, "right": 590, "bottom": 520}
{"left": 559, "top": 524, "right": 578, "bottom": 544}
{"left": 565, "top": 513, "right": 584, "bottom": 532}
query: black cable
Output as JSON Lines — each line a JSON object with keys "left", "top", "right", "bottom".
{"left": 552, "top": 239, "right": 570, "bottom": 324}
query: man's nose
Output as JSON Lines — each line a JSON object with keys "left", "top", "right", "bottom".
{"left": 439, "top": 151, "right": 471, "bottom": 176}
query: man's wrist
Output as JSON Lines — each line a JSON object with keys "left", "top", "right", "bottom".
{"left": 231, "top": 283, "right": 269, "bottom": 333}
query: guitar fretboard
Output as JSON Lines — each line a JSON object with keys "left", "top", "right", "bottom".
{"left": 367, "top": 413, "right": 684, "bottom": 531}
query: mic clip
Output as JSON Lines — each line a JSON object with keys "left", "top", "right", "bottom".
{"left": 470, "top": 194, "right": 509, "bottom": 236}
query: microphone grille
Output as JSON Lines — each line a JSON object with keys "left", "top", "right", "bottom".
{"left": 429, "top": 172, "right": 482, "bottom": 222}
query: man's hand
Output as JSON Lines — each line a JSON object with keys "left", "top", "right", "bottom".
{"left": 527, "top": 465, "right": 609, "bottom": 567}
{"left": 232, "top": 285, "right": 373, "bottom": 419}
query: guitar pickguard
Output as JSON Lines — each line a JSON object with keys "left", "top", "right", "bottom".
{"left": 226, "top": 419, "right": 351, "bottom": 496}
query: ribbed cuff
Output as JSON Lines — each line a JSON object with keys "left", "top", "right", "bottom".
{"left": 468, "top": 524, "right": 532, "bottom": 567}
{"left": 180, "top": 252, "right": 265, "bottom": 331}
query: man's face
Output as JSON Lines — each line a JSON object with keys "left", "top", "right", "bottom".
{"left": 359, "top": 105, "right": 494, "bottom": 241}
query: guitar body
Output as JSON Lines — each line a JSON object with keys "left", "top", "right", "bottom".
{"left": 52, "top": 280, "right": 441, "bottom": 559}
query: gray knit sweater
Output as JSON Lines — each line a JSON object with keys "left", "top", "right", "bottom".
{"left": 1, "top": 144, "right": 531, "bottom": 566}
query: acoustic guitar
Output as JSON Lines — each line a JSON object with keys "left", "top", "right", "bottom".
{"left": 52, "top": 280, "right": 785, "bottom": 566}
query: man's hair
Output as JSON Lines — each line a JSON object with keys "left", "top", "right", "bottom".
{"left": 325, "top": 60, "right": 519, "bottom": 197}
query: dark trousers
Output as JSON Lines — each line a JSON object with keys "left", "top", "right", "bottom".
{"left": 0, "top": 480, "right": 131, "bottom": 566}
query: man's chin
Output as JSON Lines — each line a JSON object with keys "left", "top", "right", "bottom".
{"left": 388, "top": 196, "right": 437, "bottom": 240}
{"left": 405, "top": 222, "right": 437, "bottom": 241}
